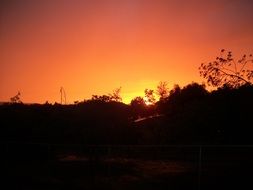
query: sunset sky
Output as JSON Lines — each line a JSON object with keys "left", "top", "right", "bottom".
{"left": 1, "top": 0, "right": 253, "bottom": 104}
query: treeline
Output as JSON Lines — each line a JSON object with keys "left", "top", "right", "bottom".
{"left": 2, "top": 50, "right": 253, "bottom": 144}
{"left": 1, "top": 82, "right": 253, "bottom": 145}
{"left": 144, "top": 83, "right": 253, "bottom": 144}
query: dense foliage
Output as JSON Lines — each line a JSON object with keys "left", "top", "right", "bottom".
{"left": 1, "top": 83, "right": 253, "bottom": 145}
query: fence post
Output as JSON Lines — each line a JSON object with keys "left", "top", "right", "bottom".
{"left": 198, "top": 146, "right": 202, "bottom": 190}
{"left": 5, "top": 142, "right": 8, "bottom": 173}
{"left": 47, "top": 143, "right": 51, "bottom": 178}
{"left": 107, "top": 146, "right": 111, "bottom": 177}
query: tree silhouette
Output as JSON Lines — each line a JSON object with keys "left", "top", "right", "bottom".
{"left": 144, "top": 89, "right": 156, "bottom": 105}
{"left": 199, "top": 49, "right": 253, "bottom": 88}
{"left": 131, "top": 96, "right": 145, "bottom": 106}
{"left": 91, "top": 87, "right": 122, "bottom": 103}
{"left": 156, "top": 81, "right": 169, "bottom": 100}
{"left": 109, "top": 87, "right": 122, "bottom": 102}
{"left": 167, "top": 83, "right": 207, "bottom": 107}
{"left": 10, "top": 91, "right": 22, "bottom": 103}
{"left": 130, "top": 96, "right": 146, "bottom": 118}
{"left": 167, "top": 84, "right": 181, "bottom": 107}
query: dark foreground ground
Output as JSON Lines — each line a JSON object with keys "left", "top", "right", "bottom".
{"left": 4, "top": 144, "right": 253, "bottom": 190}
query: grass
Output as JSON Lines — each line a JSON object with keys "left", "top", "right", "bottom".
{"left": 6, "top": 145, "right": 253, "bottom": 190}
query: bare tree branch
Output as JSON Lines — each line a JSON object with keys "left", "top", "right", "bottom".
{"left": 199, "top": 50, "right": 253, "bottom": 88}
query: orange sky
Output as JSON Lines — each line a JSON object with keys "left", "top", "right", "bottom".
{"left": 1, "top": 0, "right": 253, "bottom": 104}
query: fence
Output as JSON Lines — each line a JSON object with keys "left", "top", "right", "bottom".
{"left": 4, "top": 142, "right": 253, "bottom": 190}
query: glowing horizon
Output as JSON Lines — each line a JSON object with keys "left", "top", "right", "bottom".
{"left": 1, "top": 0, "right": 253, "bottom": 104}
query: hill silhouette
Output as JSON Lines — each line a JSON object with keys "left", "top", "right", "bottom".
{"left": 1, "top": 83, "right": 253, "bottom": 145}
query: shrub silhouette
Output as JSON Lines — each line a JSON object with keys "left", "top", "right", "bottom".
{"left": 10, "top": 91, "right": 22, "bottom": 104}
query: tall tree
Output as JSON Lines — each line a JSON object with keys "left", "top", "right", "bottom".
{"left": 144, "top": 89, "right": 156, "bottom": 105}
{"left": 156, "top": 81, "right": 169, "bottom": 100}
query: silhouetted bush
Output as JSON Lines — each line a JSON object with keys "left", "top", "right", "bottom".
{"left": 1, "top": 83, "right": 253, "bottom": 145}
